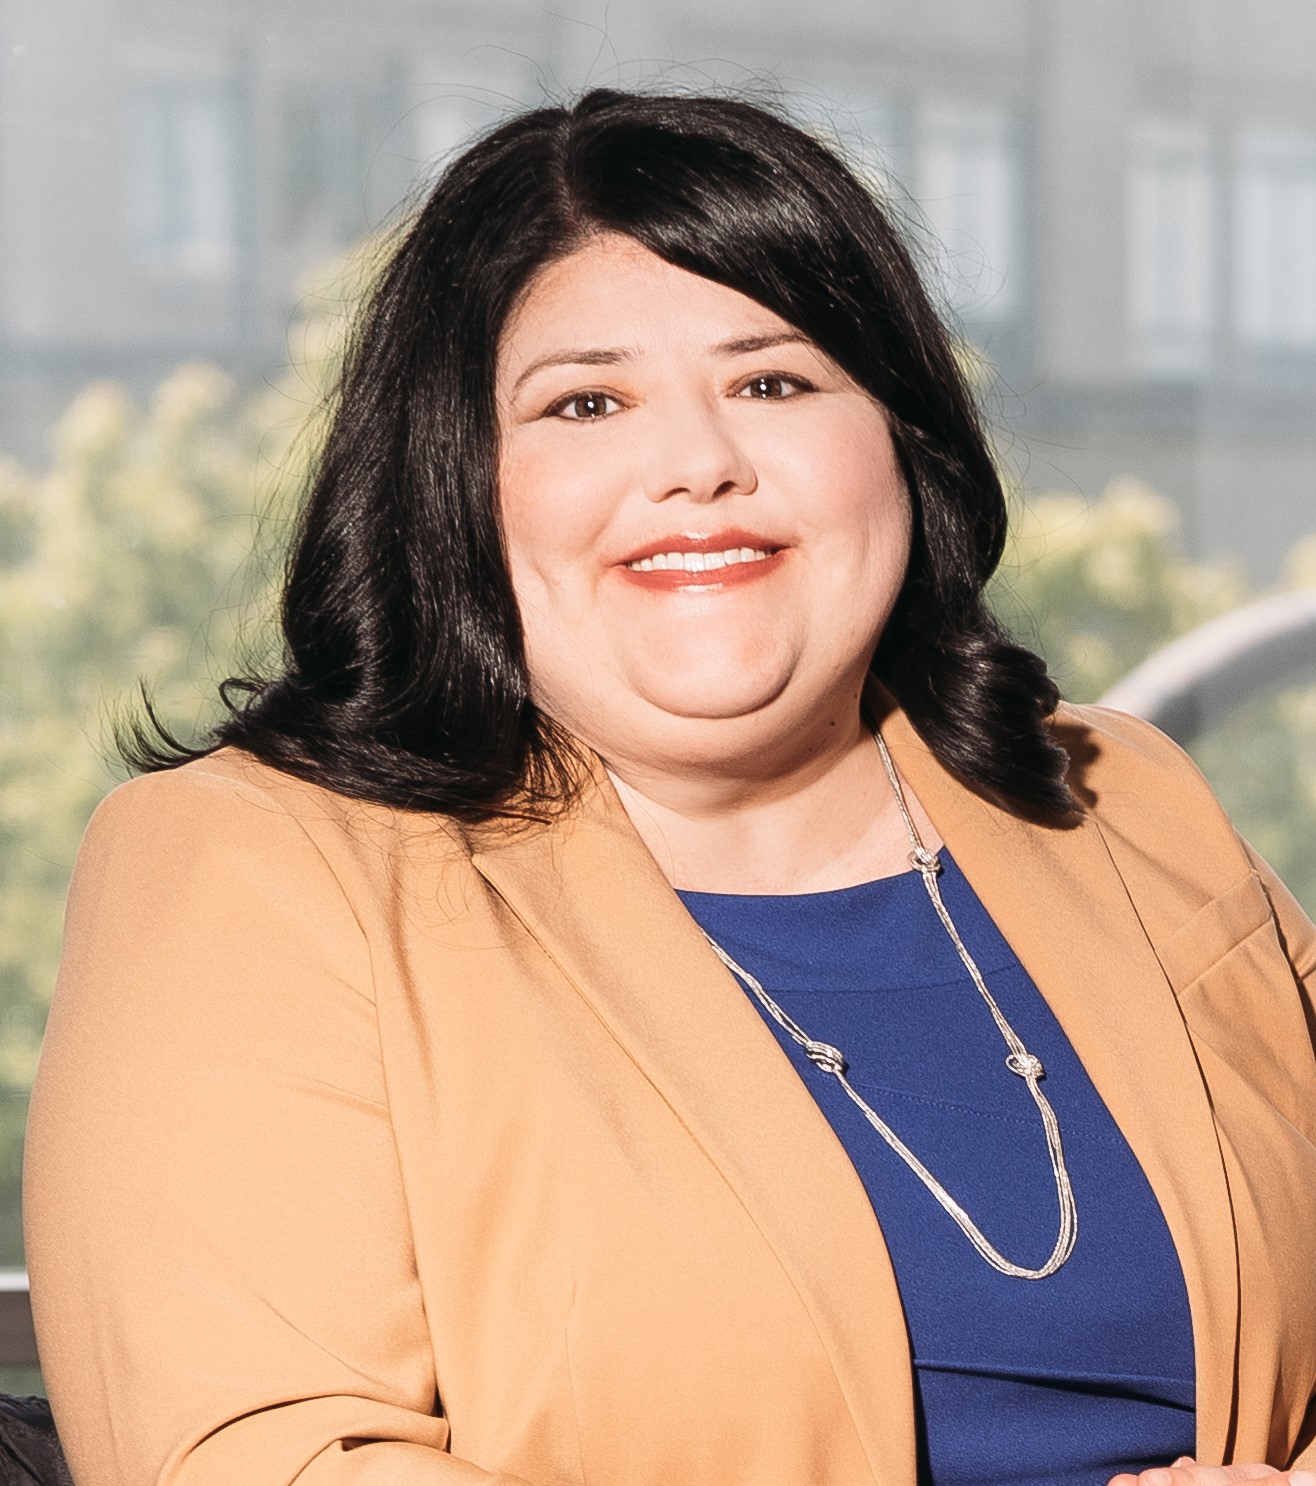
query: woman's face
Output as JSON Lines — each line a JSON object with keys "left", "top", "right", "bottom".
{"left": 494, "top": 233, "right": 913, "bottom": 773}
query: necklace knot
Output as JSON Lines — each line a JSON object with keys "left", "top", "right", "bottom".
{"left": 804, "top": 1039, "right": 847, "bottom": 1076}
{"left": 909, "top": 845, "right": 941, "bottom": 876}
{"left": 1005, "top": 1051, "right": 1045, "bottom": 1080}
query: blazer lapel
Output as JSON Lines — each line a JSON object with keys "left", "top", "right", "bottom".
{"left": 469, "top": 763, "right": 917, "bottom": 1486}
{"left": 881, "top": 703, "right": 1242, "bottom": 1464}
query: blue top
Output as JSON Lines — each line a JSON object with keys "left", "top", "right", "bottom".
{"left": 678, "top": 852, "right": 1196, "bottom": 1486}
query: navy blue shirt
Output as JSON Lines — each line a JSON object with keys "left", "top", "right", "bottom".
{"left": 678, "top": 852, "right": 1196, "bottom": 1486}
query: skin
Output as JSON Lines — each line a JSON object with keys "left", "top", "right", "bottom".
{"left": 1108, "top": 1461, "right": 1316, "bottom": 1486}
{"left": 494, "top": 233, "right": 1309, "bottom": 1484}
{"left": 495, "top": 232, "right": 933, "bottom": 893}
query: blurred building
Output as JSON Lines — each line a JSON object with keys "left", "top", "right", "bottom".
{"left": 1, "top": 0, "right": 1314, "bottom": 577}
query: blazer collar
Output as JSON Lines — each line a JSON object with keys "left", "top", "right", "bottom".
{"left": 469, "top": 696, "right": 1241, "bottom": 1472}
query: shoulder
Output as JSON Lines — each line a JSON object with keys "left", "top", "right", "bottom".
{"left": 76, "top": 749, "right": 478, "bottom": 924}
{"left": 1049, "top": 700, "right": 1263, "bottom": 932}
{"left": 88, "top": 747, "right": 473, "bottom": 849}
{"left": 89, "top": 748, "right": 381, "bottom": 841}
{"left": 1051, "top": 699, "right": 1212, "bottom": 786}
{"left": 1051, "top": 700, "right": 1227, "bottom": 823}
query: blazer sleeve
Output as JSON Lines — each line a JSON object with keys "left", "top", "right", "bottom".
{"left": 1244, "top": 841, "right": 1316, "bottom": 1006}
{"left": 22, "top": 766, "right": 534, "bottom": 1486}
{"left": 1244, "top": 845, "right": 1316, "bottom": 1471}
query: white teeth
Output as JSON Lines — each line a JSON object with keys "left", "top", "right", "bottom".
{"left": 626, "top": 546, "right": 773, "bottom": 572}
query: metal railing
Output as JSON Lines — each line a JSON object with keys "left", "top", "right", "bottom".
{"left": 1100, "top": 589, "right": 1316, "bottom": 743}
{"left": 0, "top": 1271, "right": 37, "bottom": 1370}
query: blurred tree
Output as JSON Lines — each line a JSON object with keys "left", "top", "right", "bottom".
{"left": 0, "top": 366, "right": 303, "bottom": 1265}
{"left": 0, "top": 246, "right": 373, "bottom": 1268}
{"left": 989, "top": 477, "right": 1247, "bottom": 702}
{"left": 991, "top": 478, "right": 1316, "bottom": 912}
{"left": 1188, "top": 534, "right": 1316, "bottom": 910}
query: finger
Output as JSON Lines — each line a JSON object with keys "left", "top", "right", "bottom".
{"left": 1199, "top": 1467, "right": 1293, "bottom": 1483}
{"left": 1208, "top": 1466, "right": 1289, "bottom": 1483}
{"left": 1135, "top": 1467, "right": 1278, "bottom": 1485}
{"left": 1072, "top": 1456, "right": 1301, "bottom": 1484}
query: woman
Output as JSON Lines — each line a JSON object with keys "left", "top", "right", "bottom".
{"left": 23, "top": 89, "right": 1316, "bottom": 1486}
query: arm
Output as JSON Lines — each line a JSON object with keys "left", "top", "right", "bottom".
{"left": 1244, "top": 842, "right": 1316, "bottom": 1473}
{"left": 23, "top": 764, "right": 532, "bottom": 1486}
{"left": 1244, "top": 841, "right": 1316, "bottom": 1008}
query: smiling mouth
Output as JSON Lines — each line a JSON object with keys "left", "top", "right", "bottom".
{"left": 625, "top": 547, "right": 774, "bottom": 574}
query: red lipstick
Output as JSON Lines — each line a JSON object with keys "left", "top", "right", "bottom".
{"left": 615, "top": 528, "right": 784, "bottom": 567}
{"left": 614, "top": 529, "right": 787, "bottom": 592}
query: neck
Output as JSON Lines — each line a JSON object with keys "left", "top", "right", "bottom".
{"left": 603, "top": 709, "right": 942, "bottom": 894}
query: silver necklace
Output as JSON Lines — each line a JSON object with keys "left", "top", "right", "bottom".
{"left": 700, "top": 731, "right": 1078, "bottom": 1281}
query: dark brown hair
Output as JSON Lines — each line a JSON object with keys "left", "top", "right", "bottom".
{"left": 128, "top": 88, "right": 1072, "bottom": 821}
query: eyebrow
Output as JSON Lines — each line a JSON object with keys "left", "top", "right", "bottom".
{"left": 509, "top": 330, "right": 815, "bottom": 396}
{"left": 714, "top": 331, "right": 813, "bottom": 357}
{"left": 511, "top": 347, "right": 633, "bottom": 395}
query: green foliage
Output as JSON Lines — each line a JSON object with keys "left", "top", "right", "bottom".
{"left": 990, "top": 478, "right": 1248, "bottom": 702}
{"left": 992, "top": 478, "right": 1316, "bottom": 914}
{"left": 0, "top": 368, "right": 312, "bottom": 1266}
{"left": 0, "top": 250, "right": 369, "bottom": 1268}
{"left": 1192, "top": 686, "right": 1316, "bottom": 910}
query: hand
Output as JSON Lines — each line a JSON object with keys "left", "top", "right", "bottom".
{"left": 1108, "top": 1458, "right": 1316, "bottom": 1486}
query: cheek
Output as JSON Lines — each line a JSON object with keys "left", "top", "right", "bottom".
{"left": 772, "top": 417, "right": 911, "bottom": 570}
{"left": 497, "top": 444, "right": 616, "bottom": 586}
{"left": 848, "top": 418, "right": 910, "bottom": 553}
{"left": 871, "top": 477, "right": 914, "bottom": 566}
{"left": 497, "top": 449, "right": 557, "bottom": 580}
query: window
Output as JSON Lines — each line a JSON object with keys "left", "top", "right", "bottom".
{"left": 125, "top": 77, "right": 241, "bottom": 279}
{"left": 789, "top": 89, "right": 906, "bottom": 198}
{"left": 1233, "top": 126, "right": 1316, "bottom": 353}
{"left": 914, "top": 101, "right": 1021, "bottom": 322}
{"left": 1127, "top": 119, "right": 1217, "bottom": 375}
{"left": 279, "top": 78, "right": 401, "bottom": 254}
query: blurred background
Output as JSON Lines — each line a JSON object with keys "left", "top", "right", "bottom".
{"left": 2, "top": 0, "right": 1315, "bottom": 1390}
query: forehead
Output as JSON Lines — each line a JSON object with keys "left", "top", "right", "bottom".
{"left": 497, "top": 234, "right": 796, "bottom": 371}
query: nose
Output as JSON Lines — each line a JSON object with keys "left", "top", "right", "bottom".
{"left": 641, "top": 395, "right": 757, "bottom": 504}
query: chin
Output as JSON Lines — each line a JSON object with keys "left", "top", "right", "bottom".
{"left": 622, "top": 633, "right": 806, "bottom": 714}
{"left": 630, "top": 670, "right": 795, "bottom": 725}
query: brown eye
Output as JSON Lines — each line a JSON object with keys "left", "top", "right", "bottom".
{"left": 745, "top": 376, "right": 786, "bottom": 399}
{"left": 554, "top": 391, "right": 620, "bottom": 420}
{"left": 737, "top": 374, "right": 811, "bottom": 400}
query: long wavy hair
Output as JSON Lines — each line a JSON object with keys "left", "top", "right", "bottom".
{"left": 128, "top": 88, "right": 1074, "bottom": 822}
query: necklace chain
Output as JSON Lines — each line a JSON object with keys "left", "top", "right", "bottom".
{"left": 699, "top": 731, "right": 1078, "bottom": 1281}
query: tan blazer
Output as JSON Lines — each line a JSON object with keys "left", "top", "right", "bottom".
{"left": 24, "top": 700, "right": 1316, "bottom": 1486}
